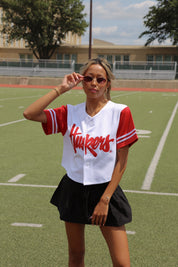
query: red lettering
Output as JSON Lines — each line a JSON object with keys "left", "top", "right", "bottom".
{"left": 70, "top": 124, "right": 114, "bottom": 157}
{"left": 85, "top": 135, "right": 97, "bottom": 157}
{"left": 100, "top": 135, "right": 114, "bottom": 152}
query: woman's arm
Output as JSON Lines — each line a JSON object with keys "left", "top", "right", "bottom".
{"left": 91, "top": 145, "right": 129, "bottom": 226}
{"left": 23, "top": 72, "right": 83, "bottom": 123}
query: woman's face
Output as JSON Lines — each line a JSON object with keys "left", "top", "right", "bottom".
{"left": 82, "top": 64, "right": 109, "bottom": 101}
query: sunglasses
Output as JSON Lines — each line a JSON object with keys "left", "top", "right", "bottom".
{"left": 83, "top": 76, "right": 107, "bottom": 84}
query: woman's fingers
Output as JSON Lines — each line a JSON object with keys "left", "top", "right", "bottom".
{"left": 65, "top": 73, "right": 83, "bottom": 89}
{"left": 60, "top": 72, "right": 83, "bottom": 94}
{"left": 91, "top": 214, "right": 108, "bottom": 226}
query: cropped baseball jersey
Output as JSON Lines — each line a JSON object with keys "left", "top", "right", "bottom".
{"left": 42, "top": 101, "right": 138, "bottom": 185}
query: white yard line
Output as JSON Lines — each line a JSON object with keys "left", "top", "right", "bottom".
{"left": 126, "top": 231, "right": 136, "bottom": 235}
{"left": 0, "top": 118, "right": 26, "bottom": 127}
{"left": 112, "top": 91, "right": 140, "bottom": 99}
{"left": 11, "top": 222, "right": 136, "bottom": 233}
{"left": 0, "top": 95, "right": 42, "bottom": 101}
{"left": 0, "top": 182, "right": 56, "bottom": 188}
{"left": 124, "top": 189, "right": 178, "bottom": 197}
{"left": 141, "top": 101, "right": 178, "bottom": 191}
{"left": 11, "top": 223, "right": 43, "bottom": 228}
{"left": 8, "top": 174, "right": 26, "bottom": 183}
{"left": 0, "top": 182, "right": 177, "bottom": 196}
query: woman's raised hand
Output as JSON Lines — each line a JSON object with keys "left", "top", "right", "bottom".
{"left": 57, "top": 72, "right": 84, "bottom": 95}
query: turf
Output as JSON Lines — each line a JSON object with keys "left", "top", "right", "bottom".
{"left": 0, "top": 87, "right": 178, "bottom": 266}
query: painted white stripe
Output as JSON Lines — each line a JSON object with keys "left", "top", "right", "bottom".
{"left": 0, "top": 95, "right": 42, "bottom": 101}
{"left": 137, "top": 135, "right": 150, "bottom": 138}
{"left": 11, "top": 223, "right": 43, "bottom": 228}
{"left": 126, "top": 231, "right": 136, "bottom": 235}
{"left": 0, "top": 118, "right": 26, "bottom": 127}
{"left": 0, "top": 182, "right": 177, "bottom": 196}
{"left": 124, "top": 190, "right": 178, "bottom": 197}
{"left": 142, "top": 101, "right": 178, "bottom": 190}
{"left": 8, "top": 174, "right": 26, "bottom": 183}
{"left": 0, "top": 182, "right": 56, "bottom": 188}
{"left": 112, "top": 91, "right": 140, "bottom": 99}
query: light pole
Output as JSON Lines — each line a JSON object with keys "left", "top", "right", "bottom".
{"left": 89, "top": 0, "right": 92, "bottom": 59}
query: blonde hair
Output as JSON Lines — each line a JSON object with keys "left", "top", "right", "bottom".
{"left": 80, "top": 58, "right": 115, "bottom": 100}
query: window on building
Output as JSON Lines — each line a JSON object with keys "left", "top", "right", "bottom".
{"left": 147, "top": 55, "right": 154, "bottom": 63}
{"left": 173, "top": 55, "right": 178, "bottom": 63}
{"left": 64, "top": 54, "right": 70, "bottom": 61}
{"left": 56, "top": 53, "right": 63, "bottom": 60}
{"left": 115, "top": 55, "right": 121, "bottom": 62}
{"left": 27, "top": 54, "right": 33, "bottom": 60}
{"left": 20, "top": 54, "right": 26, "bottom": 60}
{"left": 123, "top": 55, "right": 129, "bottom": 63}
{"left": 155, "top": 55, "right": 163, "bottom": 62}
{"left": 107, "top": 55, "right": 113, "bottom": 63}
{"left": 164, "top": 55, "right": 172, "bottom": 62}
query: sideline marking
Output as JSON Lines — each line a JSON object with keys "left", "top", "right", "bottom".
{"left": 11, "top": 223, "right": 43, "bottom": 228}
{"left": 124, "top": 190, "right": 178, "bottom": 197}
{"left": 0, "top": 183, "right": 177, "bottom": 196}
{"left": 8, "top": 174, "right": 26, "bottom": 183}
{"left": 10, "top": 222, "right": 135, "bottom": 233}
{"left": 0, "top": 182, "right": 56, "bottom": 188}
{"left": 112, "top": 91, "right": 140, "bottom": 99}
{"left": 0, "top": 118, "right": 26, "bottom": 127}
{"left": 142, "top": 101, "right": 178, "bottom": 190}
{"left": 0, "top": 95, "right": 42, "bottom": 101}
{"left": 126, "top": 231, "right": 136, "bottom": 235}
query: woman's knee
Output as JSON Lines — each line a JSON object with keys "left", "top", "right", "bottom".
{"left": 68, "top": 247, "right": 85, "bottom": 264}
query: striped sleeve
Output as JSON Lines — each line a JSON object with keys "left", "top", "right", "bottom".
{"left": 42, "top": 105, "right": 67, "bottom": 136}
{"left": 116, "top": 106, "right": 138, "bottom": 149}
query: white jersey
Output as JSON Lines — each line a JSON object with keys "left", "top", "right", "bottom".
{"left": 42, "top": 101, "right": 138, "bottom": 185}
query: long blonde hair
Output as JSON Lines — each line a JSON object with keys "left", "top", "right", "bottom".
{"left": 80, "top": 58, "right": 115, "bottom": 100}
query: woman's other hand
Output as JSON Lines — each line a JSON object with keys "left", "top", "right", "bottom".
{"left": 91, "top": 199, "right": 109, "bottom": 226}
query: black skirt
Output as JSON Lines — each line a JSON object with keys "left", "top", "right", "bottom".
{"left": 50, "top": 174, "right": 132, "bottom": 227}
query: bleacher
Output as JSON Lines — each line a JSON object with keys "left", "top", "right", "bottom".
{"left": 113, "top": 61, "right": 177, "bottom": 80}
{"left": 0, "top": 59, "right": 75, "bottom": 77}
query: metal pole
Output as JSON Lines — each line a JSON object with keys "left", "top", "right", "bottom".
{"left": 89, "top": 0, "right": 92, "bottom": 59}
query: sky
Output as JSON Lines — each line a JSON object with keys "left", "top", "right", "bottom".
{"left": 81, "top": 0, "right": 171, "bottom": 46}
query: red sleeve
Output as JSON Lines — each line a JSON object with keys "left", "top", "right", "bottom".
{"left": 116, "top": 107, "right": 138, "bottom": 149}
{"left": 42, "top": 105, "right": 67, "bottom": 136}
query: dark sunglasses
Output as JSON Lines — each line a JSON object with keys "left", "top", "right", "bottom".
{"left": 83, "top": 76, "right": 107, "bottom": 84}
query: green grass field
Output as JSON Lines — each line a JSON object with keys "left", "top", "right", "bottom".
{"left": 0, "top": 86, "right": 178, "bottom": 266}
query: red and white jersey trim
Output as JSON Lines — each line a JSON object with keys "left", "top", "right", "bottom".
{"left": 117, "top": 128, "right": 137, "bottom": 145}
{"left": 48, "top": 109, "right": 58, "bottom": 134}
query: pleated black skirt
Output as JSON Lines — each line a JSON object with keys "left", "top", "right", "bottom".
{"left": 50, "top": 174, "right": 132, "bottom": 227}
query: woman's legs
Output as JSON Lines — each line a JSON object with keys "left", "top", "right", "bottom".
{"left": 65, "top": 222, "right": 85, "bottom": 267}
{"left": 100, "top": 225, "right": 130, "bottom": 267}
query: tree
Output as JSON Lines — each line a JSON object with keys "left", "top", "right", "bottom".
{"left": 0, "top": 0, "right": 88, "bottom": 59}
{"left": 139, "top": 0, "right": 178, "bottom": 46}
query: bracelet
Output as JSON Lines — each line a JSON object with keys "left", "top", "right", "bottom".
{"left": 100, "top": 195, "right": 110, "bottom": 205}
{"left": 52, "top": 87, "right": 60, "bottom": 96}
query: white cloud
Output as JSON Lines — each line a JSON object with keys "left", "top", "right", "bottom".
{"left": 92, "top": 0, "right": 156, "bottom": 20}
{"left": 93, "top": 26, "right": 118, "bottom": 36}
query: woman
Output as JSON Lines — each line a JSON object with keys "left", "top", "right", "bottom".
{"left": 23, "top": 58, "right": 138, "bottom": 267}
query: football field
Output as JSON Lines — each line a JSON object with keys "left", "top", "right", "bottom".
{"left": 0, "top": 86, "right": 178, "bottom": 266}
